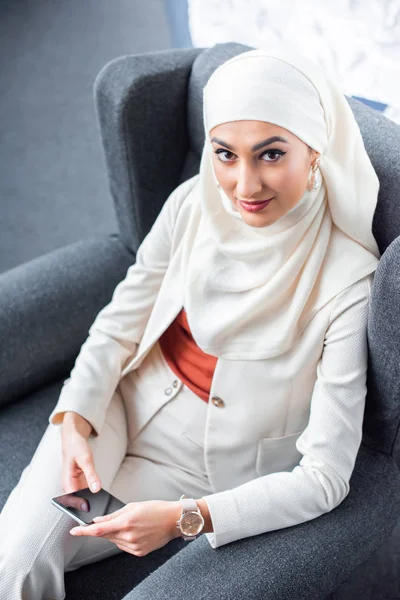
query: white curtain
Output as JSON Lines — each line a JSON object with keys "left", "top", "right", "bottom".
{"left": 188, "top": 0, "right": 400, "bottom": 124}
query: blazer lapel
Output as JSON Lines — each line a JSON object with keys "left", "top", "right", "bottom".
{"left": 120, "top": 193, "right": 202, "bottom": 378}
{"left": 120, "top": 245, "right": 185, "bottom": 378}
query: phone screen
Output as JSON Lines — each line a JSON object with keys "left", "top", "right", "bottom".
{"left": 51, "top": 487, "right": 126, "bottom": 525}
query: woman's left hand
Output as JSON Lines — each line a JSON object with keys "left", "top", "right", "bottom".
{"left": 69, "top": 500, "right": 182, "bottom": 557}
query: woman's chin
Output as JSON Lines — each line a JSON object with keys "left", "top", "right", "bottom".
{"left": 238, "top": 207, "right": 277, "bottom": 228}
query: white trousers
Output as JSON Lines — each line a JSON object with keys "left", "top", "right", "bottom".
{"left": 0, "top": 341, "right": 213, "bottom": 600}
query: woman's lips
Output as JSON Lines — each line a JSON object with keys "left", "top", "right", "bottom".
{"left": 239, "top": 198, "right": 273, "bottom": 213}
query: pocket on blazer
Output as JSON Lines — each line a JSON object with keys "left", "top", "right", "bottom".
{"left": 256, "top": 431, "right": 304, "bottom": 477}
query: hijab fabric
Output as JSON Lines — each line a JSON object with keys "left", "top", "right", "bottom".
{"left": 181, "top": 49, "right": 380, "bottom": 360}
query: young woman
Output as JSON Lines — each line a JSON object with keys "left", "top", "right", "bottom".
{"left": 0, "top": 48, "right": 380, "bottom": 599}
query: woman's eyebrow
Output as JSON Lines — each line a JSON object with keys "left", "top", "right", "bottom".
{"left": 210, "top": 135, "right": 289, "bottom": 152}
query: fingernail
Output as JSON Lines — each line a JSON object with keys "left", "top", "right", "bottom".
{"left": 90, "top": 482, "right": 99, "bottom": 492}
{"left": 70, "top": 529, "right": 78, "bottom": 535}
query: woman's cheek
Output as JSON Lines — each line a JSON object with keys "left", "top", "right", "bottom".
{"left": 215, "top": 169, "right": 232, "bottom": 190}
{"left": 281, "top": 165, "right": 307, "bottom": 198}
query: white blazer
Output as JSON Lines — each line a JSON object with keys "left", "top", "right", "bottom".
{"left": 49, "top": 174, "right": 373, "bottom": 549}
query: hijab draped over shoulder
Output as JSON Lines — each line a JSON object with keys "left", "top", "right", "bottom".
{"left": 179, "top": 48, "right": 380, "bottom": 360}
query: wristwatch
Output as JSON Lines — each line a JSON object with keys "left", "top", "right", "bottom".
{"left": 176, "top": 494, "right": 205, "bottom": 541}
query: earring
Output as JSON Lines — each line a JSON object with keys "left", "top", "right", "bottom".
{"left": 307, "top": 158, "right": 321, "bottom": 191}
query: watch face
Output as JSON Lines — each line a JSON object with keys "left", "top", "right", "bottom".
{"left": 181, "top": 511, "right": 204, "bottom": 536}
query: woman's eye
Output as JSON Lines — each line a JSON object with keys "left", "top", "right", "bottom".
{"left": 261, "top": 149, "right": 286, "bottom": 162}
{"left": 214, "top": 148, "right": 286, "bottom": 163}
{"left": 214, "top": 149, "right": 235, "bottom": 162}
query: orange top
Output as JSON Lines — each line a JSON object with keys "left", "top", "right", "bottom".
{"left": 158, "top": 308, "right": 218, "bottom": 402}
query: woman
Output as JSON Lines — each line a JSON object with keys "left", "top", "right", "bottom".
{"left": 0, "top": 48, "right": 380, "bottom": 599}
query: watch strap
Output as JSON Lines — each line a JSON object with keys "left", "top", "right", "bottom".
{"left": 180, "top": 497, "right": 198, "bottom": 513}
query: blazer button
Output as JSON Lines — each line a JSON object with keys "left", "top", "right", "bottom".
{"left": 211, "top": 396, "right": 225, "bottom": 408}
{"left": 164, "top": 387, "right": 173, "bottom": 396}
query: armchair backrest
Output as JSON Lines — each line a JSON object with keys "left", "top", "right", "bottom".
{"left": 94, "top": 43, "right": 400, "bottom": 463}
{"left": 186, "top": 42, "right": 400, "bottom": 254}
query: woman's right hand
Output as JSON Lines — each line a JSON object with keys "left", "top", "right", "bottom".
{"left": 61, "top": 412, "right": 102, "bottom": 494}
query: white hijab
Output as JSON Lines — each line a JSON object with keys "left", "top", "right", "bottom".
{"left": 181, "top": 48, "right": 380, "bottom": 360}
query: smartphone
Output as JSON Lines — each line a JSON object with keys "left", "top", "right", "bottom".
{"left": 51, "top": 486, "right": 126, "bottom": 526}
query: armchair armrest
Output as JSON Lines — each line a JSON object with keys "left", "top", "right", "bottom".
{"left": 122, "top": 445, "right": 400, "bottom": 600}
{"left": 363, "top": 233, "right": 400, "bottom": 467}
{"left": 0, "top": 234, "right": 134, "bottom": 407}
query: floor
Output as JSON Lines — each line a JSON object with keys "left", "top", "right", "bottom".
{"left": 0, "top": 0, "right": 172, "bottom": 272}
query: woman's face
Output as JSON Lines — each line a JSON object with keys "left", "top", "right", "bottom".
{"left": 210, "top": 120, "right": 320, "bottom": 228}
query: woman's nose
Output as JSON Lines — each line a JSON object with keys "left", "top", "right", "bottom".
{"left": 236, "top": 163, "right": 263, "bottom": 199}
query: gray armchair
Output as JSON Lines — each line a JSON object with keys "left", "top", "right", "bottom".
{"left": 1, "top": 42, "right": 400, "bottom": 600}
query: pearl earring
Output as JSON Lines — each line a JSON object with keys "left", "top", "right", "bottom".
{"left": 307, "top": 158, "right": 321, "bottom": 191}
